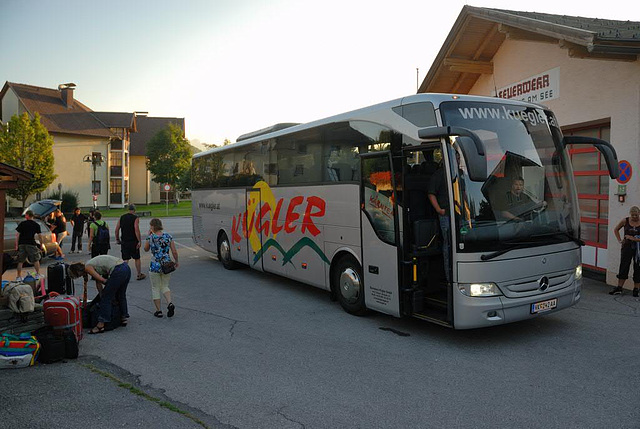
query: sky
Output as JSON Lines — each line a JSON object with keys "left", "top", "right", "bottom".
{"left": 1, "top": 0, "right": 639, "bottom": 149}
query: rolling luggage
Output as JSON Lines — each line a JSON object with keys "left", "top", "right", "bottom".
{"left": 43, "top": 295, "right": 83, "bottom": 342}
{"left": 33, "top": 325, "right": 78, "bottom": 363}
{"left": 47, "top": 262, "right": 74, "bottom": 295}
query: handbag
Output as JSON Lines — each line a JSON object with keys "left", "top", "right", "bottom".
{"left": 161, "top": 260, "right": 176, "bottom": 274}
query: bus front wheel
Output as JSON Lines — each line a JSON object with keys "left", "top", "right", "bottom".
{"left": 334, "top": 255, "right": 367, "bottom": 316}
{"left": 218, "top": 233, "right": 237, "bottom": 270}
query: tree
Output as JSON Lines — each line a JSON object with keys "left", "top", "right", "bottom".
{"left": 0, "top": 112, "right": 57, "bottom": 208}
{"left": 146, "top": 123, "right": 192, "bottom": 191}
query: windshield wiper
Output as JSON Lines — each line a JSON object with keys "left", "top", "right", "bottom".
{"left": 481, "top": 232, "right": 583, "bottom": 261}
{"left": 529, "top": 231, "right": 584, "bottom": 247}
{"left": 480, "top": 241, "right": 537, "bottom": 261}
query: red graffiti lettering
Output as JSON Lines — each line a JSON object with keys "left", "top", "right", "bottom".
{"left": 231, "top": 215, "right": 242, "bottom": 243}
{"left": 301, "top": 196, "right": 325, "bottom": 236}
{"left": 271, "top": 199, "right": 284, "bottom": 235}
{"left": 256, "top": 202, "right": 271, "bottom": 234}
{"left": 242, "top": 212, "right": 248, "bottom": 238}
{"left": 285, "top": 196, "right": 304, "bottom": 233}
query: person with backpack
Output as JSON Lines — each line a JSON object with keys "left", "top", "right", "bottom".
{"left": 89, "top": 211, "right": 110, "bottom": 258}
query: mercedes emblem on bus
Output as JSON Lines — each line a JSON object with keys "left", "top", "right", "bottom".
{"left": 539, "top": 276, "right": 550, "bottom": 291}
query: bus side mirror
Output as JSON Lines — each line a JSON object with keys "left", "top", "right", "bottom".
{"left": 562, "top": 136, "right": 619, "bottom": 179}
{"left": 418, "top": 126, "right": 488, "bottom": 182}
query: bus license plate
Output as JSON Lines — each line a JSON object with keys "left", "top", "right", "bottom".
{"left": 531, "top": 298, "right": 557, "bottom": 314}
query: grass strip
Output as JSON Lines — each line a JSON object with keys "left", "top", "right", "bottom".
{"left": 82, "top": 363, "right": 208, "bottom": 428}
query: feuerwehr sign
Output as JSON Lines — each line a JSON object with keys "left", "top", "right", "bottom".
{"left": 494, "top": 67, "right": 560, "bottom": 103}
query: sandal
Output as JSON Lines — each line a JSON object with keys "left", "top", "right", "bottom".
{"left": 154, "top": 311, "right": 163, "bottom": 318}
{"left": 136, "top": 273, "right": 147, "bottom": 281}
{"left": 167, "top": 303, "right": 175, "bottom": 318}
{"left": 89, "top": 326, "right": 105, "bottom": 334}
{"left": 120, "top": 318, "right": 129, "bottom": 327}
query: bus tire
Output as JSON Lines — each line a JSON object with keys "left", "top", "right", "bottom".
{"left": 217, "top": 232, "right": 237, "bottom": 270}
{"left": 333, "top": 255, "right": 367, "bottom": 316}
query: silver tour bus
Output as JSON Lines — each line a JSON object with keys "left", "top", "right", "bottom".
{"left": 191, "top": 94, "right": 618, "bottom": 329}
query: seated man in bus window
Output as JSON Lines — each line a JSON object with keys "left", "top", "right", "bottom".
{"left": 500, "top": 176, "right": 539, "bottom": 221}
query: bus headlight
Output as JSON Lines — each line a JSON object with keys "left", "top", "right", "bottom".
{"left": 458, "top": 283, "right": 502, "bottom": 297}
{"left": 575, "top": 264, "right": 582, "bottom": 280}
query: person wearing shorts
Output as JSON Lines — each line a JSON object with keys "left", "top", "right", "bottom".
{"left": 115, "top": 204, "right": 146, "bottom": 281}
{"left": 15, "top": 210, "right": 43, "bottom": 281}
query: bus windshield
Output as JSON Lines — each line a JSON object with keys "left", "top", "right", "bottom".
{"left": 440, "top": 101, "right": 580, "bottom": 253}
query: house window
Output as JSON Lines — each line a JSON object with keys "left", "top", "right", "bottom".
{"left": 110, "top": 151, "right": 123, "bottom": 177}
{"left": 110, "top": 179, "right": 123, "bottom": 204}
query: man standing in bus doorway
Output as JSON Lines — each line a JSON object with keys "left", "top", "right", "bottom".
{"left": 115, "top": 204, "right": 146, "bottom": 281}
{"left": 428, "top": 165, "right": 452, "bottom": 284}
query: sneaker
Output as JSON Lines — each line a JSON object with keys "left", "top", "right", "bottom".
{"left": 609, "top": 286, "right": 623, "bottom": 295}
{"left": 34, "top": 274, "right": 43, "bottom": 280}
{"left": 167, "top": 303, "right": 175, "bottom": 318}
{"left": 633, "top": 288, "right": 639, "bottom": 298}
{"left": 15, "top": 277, "right": 23, "bottom": 282}
{"left": 69, "top": 250, "right": 74, "bottom": 254}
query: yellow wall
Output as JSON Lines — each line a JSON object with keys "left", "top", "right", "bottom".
{"left": 8, "top": 134, "right": 110, "bottom": 209}
{"left": 47, "top": 134, "right": 110, "bottom": 208}
{"left": 130, "top": 155, "right": 149, "bottom": 205}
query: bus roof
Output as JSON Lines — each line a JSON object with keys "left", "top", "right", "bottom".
{"left": 193, "top": 93, "right": 547, "bottom": 159}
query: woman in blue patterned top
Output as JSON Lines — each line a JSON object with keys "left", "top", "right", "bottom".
{"left": 143, "top": 218, "right": 179, "bottom": 318}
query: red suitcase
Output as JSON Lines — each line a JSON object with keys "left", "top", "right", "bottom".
{"left": 43, "top": 295, "right": 83, "bottom": 342}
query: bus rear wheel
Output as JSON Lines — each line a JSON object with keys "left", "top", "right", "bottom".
{"left": 217, "top": 233, "right": 237, "bottom": 270}
{"left": 334, "top": 255, "right": 367, "bottom": 316}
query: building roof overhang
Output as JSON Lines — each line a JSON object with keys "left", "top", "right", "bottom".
{"left": 419, "top": 6, "right": 640, "bottom": 94}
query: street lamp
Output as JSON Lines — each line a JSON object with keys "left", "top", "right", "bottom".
{"left": 83, "top": 153, "right": 105, "bottom": 208}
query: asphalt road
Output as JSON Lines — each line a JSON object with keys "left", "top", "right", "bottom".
{"left": 2, "top": 217, "right": 639, "bottom": 429}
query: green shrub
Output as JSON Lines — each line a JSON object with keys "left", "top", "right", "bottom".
{"left": 47, "top": 190, "right": 80, "bottom": 214}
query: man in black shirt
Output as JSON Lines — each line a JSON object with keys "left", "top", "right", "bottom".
{"left": 428, "top": 165, "right": 452, "bottom": 283}
{"left": 115, "top": 204, "right": 146, "bottom": 280}
{"left": 500, "top": 177, "right": 535, "bottom": 221}
{"left": 15, "top": 210, "right": 44, "bottom": 281}
{"left": 70, "top": 207, "right": 87, "bottom": 253}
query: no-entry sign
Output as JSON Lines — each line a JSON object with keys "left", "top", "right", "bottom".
{"left": 163, "top": 184, "right": 171, "bottom": 191}
{"left": 617, "top": 160, "right": 632, "bottom": 184}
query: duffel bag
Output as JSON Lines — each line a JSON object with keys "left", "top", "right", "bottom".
{"left": 0, "top": 333, "right": 40, "bottom": 369}
{"left": 33, "top": 325, "right": 78, "bottom": 363}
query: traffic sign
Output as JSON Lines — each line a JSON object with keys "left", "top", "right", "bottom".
{"left": 163, "top": 184, "right": 171, "bottom": 192}
{"left": 617, "top": 160, "right": 632, "bottom": 184}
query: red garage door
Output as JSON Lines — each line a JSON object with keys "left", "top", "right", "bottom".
{"left": 565, "top": 124, "right": 611, "bottom": 272}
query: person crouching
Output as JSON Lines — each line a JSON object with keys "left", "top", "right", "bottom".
{"left": 68, "top": 255, "right": 131, "bottom": 334}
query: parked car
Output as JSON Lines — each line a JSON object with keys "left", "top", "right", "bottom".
{"left": 3, "top": 200, "right": 62, "bottom": 265}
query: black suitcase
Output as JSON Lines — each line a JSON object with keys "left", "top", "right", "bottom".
{"left": 47, "top": 262, "right": 74, "bottom": 295}
{"left": 33, "top": 326, "right": 66, "bottom": 363}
